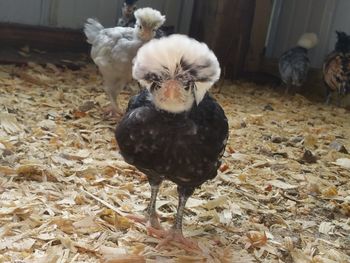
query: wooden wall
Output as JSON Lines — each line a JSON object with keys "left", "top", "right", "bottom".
{"left": 190, "top": 0, "right": 256, "bottom": 80}
{"left": 244, "top": 0, "right": 273, "bottom": 72}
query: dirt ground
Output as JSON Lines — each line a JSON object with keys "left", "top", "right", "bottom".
{"left": 0, "top": 63, "right": 349, "bottom": 262}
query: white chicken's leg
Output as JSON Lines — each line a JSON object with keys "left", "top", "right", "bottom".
{"left": 103, "top": 79, "right": 125, "bottom": 116}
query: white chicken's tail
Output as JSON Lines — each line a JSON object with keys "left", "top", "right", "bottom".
{"left": 84, "top": 18, "right": 104, "bottom": 44}
{"left": 297, "top": 33, "right": 319, "bottom": 49}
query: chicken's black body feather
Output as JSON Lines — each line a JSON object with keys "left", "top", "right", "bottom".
{"left": 116, "top": 89, "right": 228, "bottom": 189}
{"left": 279, "top": 47, "right": 310, "bottom": 87}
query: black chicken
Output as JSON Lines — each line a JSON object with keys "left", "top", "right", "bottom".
{"left": 279, "top": 33, "right": 318, "bottom": 94}
{"left": 115, "top": 34, "right": 228, "bottom": 249}
{"left": 117, "top": 0, "right": 138, "bottom": 27}
{"left": 323, "top": 31, "right": 350, "bottom": 105}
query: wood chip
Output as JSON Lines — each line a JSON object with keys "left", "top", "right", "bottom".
{"left": 0, "top": 64, "right": 349, "bottom": 262}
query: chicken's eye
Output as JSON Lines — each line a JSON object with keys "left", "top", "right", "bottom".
{"left": 184, "top": 82, "right": 195, "bottom": 91}
{"left": 150, "top": 82, "right": 160, "bottom": 92}
{"left": 138, "top": 25, "right": 142, "bottom": 29}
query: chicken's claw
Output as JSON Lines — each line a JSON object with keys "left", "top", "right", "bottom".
{"left": 102, "top": 105, "right": 123, "bottom": 120}
{"left": 149, "top": 227, "right": 199, "bottom": 251}
{"left": 126, "top": 213, "right": 163, "bottom": 230}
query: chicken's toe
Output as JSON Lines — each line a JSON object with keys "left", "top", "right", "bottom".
{"left": 151, "top": 228, "right": 199, "bottom": 251}
{"left": 102, "top": 105, "right": 123, "bottom": 119}
{"left": 126, "top": 213, "right": 162, "bottom": 230}
{"left": 146, "top": 225, "right": 166, "bottom": 237}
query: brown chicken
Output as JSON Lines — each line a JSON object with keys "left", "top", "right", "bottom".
{"left": 323, "top": 31, "right": 350, "bottom": 105}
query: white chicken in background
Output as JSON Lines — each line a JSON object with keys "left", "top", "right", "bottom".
{"left": 84, "top": 8, "right": 165, "bottom": 117}
{"left": 116, "top": 0, "right": 172, "bottom": 39}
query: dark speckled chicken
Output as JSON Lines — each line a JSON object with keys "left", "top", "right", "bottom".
{"left": 279, "top": 33, "right": 318, "bottom": 94}
{"left": 323, "top": 31, "right": 350, "bottom": 105}
{"left": 115, "top": 34, "right": 228, "bottom": 249}
{"left": 117, "top": 0, "right": 138, "bottom": 28}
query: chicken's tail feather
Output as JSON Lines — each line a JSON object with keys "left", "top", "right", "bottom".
{"left": 297, "top": 33, "right": 318, "bottom": 49}
{"left": 84, "top": 18, "right": 104, "bottom": 44}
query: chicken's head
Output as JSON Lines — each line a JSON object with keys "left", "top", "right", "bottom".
{"left": 132, "top": 34, "right": 221, "bottom": 113}
{"left": 122, "top": 2, "right": 137, "bottom": 18}
{"left": 134, "top": 8, "right": 165, "bottom": 41}
{"left": 335, "top": 31, "right": 350, "bottom": 53}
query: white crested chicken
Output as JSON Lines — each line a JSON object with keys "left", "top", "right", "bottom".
{"left": 117, "top": 0, "right": 169, "bottom": 39}
{"left": 279, "top": 33, "right": 318, "bottom": 94}
{"left": 115, "top": 35, "right": 229, "bottom": 250}
{"left": 84, "top": 8, "right": 165, "bottom": 117}
{"left": 323, "top": 31, "right": 350, "bottom": 105}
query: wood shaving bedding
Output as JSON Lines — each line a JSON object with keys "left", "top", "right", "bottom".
{"left": 0, "top": 63, "right": 349, "bottom": 262}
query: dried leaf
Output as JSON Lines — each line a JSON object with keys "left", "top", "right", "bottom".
{"left": 322, "top": 186, "right": 338, "bottom": 197}
{"left": 16, "top": 165, "right": 58, "bottom": 182}
{"left": 246, "top": 114, "right": 264, "bottom": 125}
{"left": 51, "top": 218, "right": 74, "bottom": 234}
{"left": 304, "top": 134, "right": 317, "bottom": 148}
{"left": 219, "top": 163, "right": 229, "bottom": 172}
{"left": 72, "top": 109, "right": 87, "bottom": 118}
{"left": 245, "top": 231, "right": 267, "bottom": 249}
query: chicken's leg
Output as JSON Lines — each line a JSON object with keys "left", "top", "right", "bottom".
{"left": 325, "top": 87, "right": 332, "bottom": 105}
{"left": 126, "top": 180, "right": 163, "bottom": 230}
{"left": 146, "top": 182, "right": 163, "bottom": 229}
{"left": 149, "top": 186, "right": 199, "bottom": 250}
{"left": 103, "top": 79, "right": 125, "bottom": 117}
{"left": 284, "top": 82, "right": 292, "bottom": 95}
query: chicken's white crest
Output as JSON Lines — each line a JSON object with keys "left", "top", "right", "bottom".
{"left": 132, "top": 34, "right": 221, "bottom": 110}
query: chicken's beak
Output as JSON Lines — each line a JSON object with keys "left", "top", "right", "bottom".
{"left": 163, "top": 80, "right": 182, "bottom": 100}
